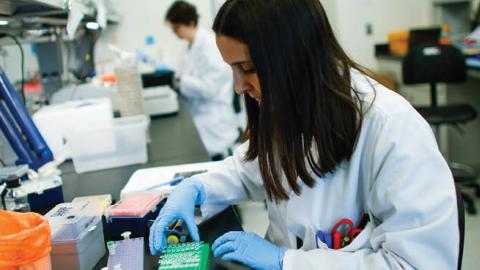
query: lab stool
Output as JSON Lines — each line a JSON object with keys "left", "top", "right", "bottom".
{"left": 403, "top": 44, "right": 480, "bottom": 214}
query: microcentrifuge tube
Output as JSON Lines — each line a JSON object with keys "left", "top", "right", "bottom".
{"left": 121, "top": 231, "right": 132, "bottom": 240}
{"left": 107, "top": 241, "right": 116, "bottom": 255}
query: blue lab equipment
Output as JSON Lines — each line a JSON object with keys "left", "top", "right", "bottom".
{"left": 0, "top": 68, "right": 53, "bottom": 170}
{"left": 22, "top": 176, "right": 64, "bottom": 211}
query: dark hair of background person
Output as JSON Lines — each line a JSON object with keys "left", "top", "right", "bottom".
{"left": 165, "top": 1, "right": 199, "bottom": 26}
{"left": 213, "top": 0, "right": 373, "bottom": 202}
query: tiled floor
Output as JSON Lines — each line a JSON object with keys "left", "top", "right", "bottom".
{"left": 237, "top": 194, "right": 480, "bottom": 269}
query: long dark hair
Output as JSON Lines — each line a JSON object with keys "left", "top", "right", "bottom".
{"left": 213, "top": 0, "right": 367, "bottom": 202}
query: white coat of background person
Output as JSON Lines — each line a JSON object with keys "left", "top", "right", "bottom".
{"left": 166, "top": 1, "right": 239, "bottom": 159}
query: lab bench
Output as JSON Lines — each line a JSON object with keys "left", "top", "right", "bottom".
{"left": 55, "top": 100, "right": 247, "bottom": 269}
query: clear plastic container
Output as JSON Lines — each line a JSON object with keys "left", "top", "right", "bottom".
{"left": 71, "top": 115, "right": 149, "bottom": 173}
{"left": 33, "top": 98, "right": 115, "bottom": 162}
{"left": 49, "top": 216, "right": 105, "bottom": 270}
{"left": 106, "top": 237, "right": 144, "bottom": 270}
{"left": 106, "top": 193, "right": 162, "bottom": 218}
{"left": 20, "top": 176, "right": 63, "bottom": 195}
{"left": 0, "top": 165, "right": 29, "bottom": 180}
{"left": 115, "top": 63, "right": 144, "bottom": 116}
{"left": 45, "top": 201, "right": 100, "bottom": 224}
{"left": 45, "top": 202, "right": 106, "bottom": 270}
{"left": 73, "top": 194, "right": 112, "bottom": 205}
{"left": 50, "top": 216, "right": 98, "bottom": 242}
{"left": 73, "top": 194, "right": 112, "bottom": 215}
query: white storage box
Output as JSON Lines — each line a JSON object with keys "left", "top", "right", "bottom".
{"left": 120, "top": 161, "right": 218, "bottom": 198}
{"left": 32, "top": 98, "right": 115, "bottom": 163}
{"left": 142, "top": 86, "right": 179, "bottom": 116}
{"left": 71, "top": 115, "right": 149, "bottom": 173}
{"left": 0, "top": 165, "right": 28, "bottom": 179}
{"left": 45, "top": 202, "right": 106, "bottom": 270}
{"left": 72, "top": 194, "right": 112, "bottom": 215}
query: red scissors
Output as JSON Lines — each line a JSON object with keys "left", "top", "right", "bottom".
{"left": 330, "top": 218, "right": 363, "bottom": 249}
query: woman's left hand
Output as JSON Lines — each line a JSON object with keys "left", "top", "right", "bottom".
{"left": 212, "top": 231, "right": 288, "bottom": 270}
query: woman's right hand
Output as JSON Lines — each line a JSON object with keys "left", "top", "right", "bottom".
{"left": 149, "top": 179, "right": 206, "bottom": 255}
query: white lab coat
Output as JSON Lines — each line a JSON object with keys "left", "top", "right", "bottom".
{"left": 193, "top": 70, "right": 459, "bottom": 269}
{"left": 177, "top": 28, "right": 239, "bottom": 156}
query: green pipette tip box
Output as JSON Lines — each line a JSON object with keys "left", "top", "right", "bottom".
{"left": 158, "top": 242, "right": 210, "bottom": 270}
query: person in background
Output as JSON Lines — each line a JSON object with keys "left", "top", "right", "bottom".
{"left": 152, "top": 0, "right": 459, "bottom": 269}
{"left": 165, "top": 1, "right": 239, "bottom": 160}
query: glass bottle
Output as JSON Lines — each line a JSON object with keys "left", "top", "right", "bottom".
{"left": 440, "top": 24, "right": 452, "bottom": 45}
{"left": 1, "top": 175, "right": 30, "bottom": 212}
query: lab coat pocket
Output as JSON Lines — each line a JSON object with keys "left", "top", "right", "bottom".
{"left": 339, "top": 221, "right": 374, "bottom": 252}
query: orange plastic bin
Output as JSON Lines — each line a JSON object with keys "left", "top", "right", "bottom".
{"left": 0, "top": 210, "right": 52, "bottom": 270}
{"left": 388, "top": 31, "right": 409, "bottom": 56}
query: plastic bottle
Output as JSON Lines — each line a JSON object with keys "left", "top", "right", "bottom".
{"left": 1, "top": 175, "right": 31, "bottom": 212}
{"left": 0, "top": 182, "right": 5, "bottom": 209}
{"left": 440, "top": 24, "right": 452, "bottom": 45}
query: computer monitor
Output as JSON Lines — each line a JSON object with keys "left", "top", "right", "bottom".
{"left": 36, "top": 41, "right": 63, "bottom": 100}
{"left": 408, "top": 27, "right": 441, "bottom": 49}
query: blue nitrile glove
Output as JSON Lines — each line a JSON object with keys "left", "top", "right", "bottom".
{"left": 212, "top": 231, "right": 288, "bottom": 270}
{"left": 149, "top": 178, "right": 205, "bottom": 255}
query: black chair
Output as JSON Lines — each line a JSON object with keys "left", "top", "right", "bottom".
{"left": 456, "top": 185, "right": 465, "bottom": 270}
{"left": 403, "top": 44, "right": 480, "bottom": 214}
{"left": 408, "top": 27, "right": 441, "bottom": 50}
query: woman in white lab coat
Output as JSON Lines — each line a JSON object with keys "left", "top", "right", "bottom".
{"left": 151, "top": 0, "right": 459, "bottom": 269}
{"left": 165, "top": 1, "right": 239, "bottom": 159}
